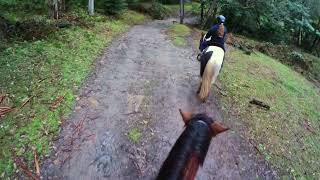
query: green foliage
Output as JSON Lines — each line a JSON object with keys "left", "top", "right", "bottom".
{"left": 119, "top": 10, "right": 150, "bottom": 25}
{"left": 150, "top": 0, "right": 166, "bottom": 19}
{"left": 191, "top": 2, "right": 201, "bottom": 15}
{"left": 0, "top": 0, "right": 47, "bottom": 10}
{"left": 104, "top": 0, "right": 128, "bottom": 15}
{"left": 289, "top": 51, "right": 304, "bottom": 63}
{"left": 220, "top": 48, "right": 320, "bottom": 178}
{"left": 0, "top": 9, "right": 148, "bottom": 177}
{"left": 208, "top": 0, "right": 320, "bottom": 54}
{"left": 127, "top": 128, "right": 141, "bottom": 143}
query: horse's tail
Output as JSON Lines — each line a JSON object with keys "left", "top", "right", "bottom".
{"left": 199, "top": 59, "right": 215, "bottom": 101}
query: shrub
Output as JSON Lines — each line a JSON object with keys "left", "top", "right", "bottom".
{"left": 151, "top": 0, "right": 166, "bottom": 19}
{"left": 290, "top": 51, "right": 304, "bottom": 62}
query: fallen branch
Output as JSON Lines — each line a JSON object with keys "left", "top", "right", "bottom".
{"left": 0, "top": 107, "right": 15, "bottom": 116}
{"left": 82, "top": 134, "right": 96, "bottom": 142}
{"left": 214, "top": 84, "right": 227, "bottom": 96}
{"left": 19, "top": 96, "right": 34, "bottom": 110}
{"left": 248, "top": 139, "right": 262, "bottom": 155}
{"left": 14, "top": 157, "right": 39, "bottom": 180}
{"left": 62, "top": 154, "right": 72, "bottom": 165}
{"left": 73, "top": 117, "right": 86, "bottom": 136}
{"left": 50, "top": 95, "right": 65, "bottom": 111}
{"left": 249, "top": 98, "right": 270, "bottom": 110}
{"left": 124, "top": 111, "right": 141, "bottom": 115}
{"left": 34, "top": 150, "right": 40, "bottom": 177}
{"left": 0, "top": 95, "right": 5, "bottom": 104}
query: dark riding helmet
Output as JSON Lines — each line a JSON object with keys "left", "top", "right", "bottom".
{"left": 217, "top": 15, "right": 226, "bottom": 23}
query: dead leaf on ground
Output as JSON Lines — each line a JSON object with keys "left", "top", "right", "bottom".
{"left": 88, "top": 97, "right": 99, "bottom": 107}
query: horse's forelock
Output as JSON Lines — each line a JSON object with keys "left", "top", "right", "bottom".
{"left": 189, "top": 113, "right": 214, "bottom": 127}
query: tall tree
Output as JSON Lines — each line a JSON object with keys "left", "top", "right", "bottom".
{"left": 180, "top": 0, "right": 184, "bottom": 24}
{"left": 52, "top": 0, "right": 59, "bottom": 19}
{"left": 88, "top": 0, "right": 94, "bottom": 15}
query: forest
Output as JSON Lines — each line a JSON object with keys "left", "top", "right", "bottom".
{"left": 1, "top": 0, "right": 319, "bottom": 179}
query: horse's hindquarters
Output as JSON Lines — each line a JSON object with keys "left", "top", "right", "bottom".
{"left": 198, "top": 46, "right": 224, "bottom": 102}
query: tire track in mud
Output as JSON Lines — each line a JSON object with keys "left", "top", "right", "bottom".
{"left": 42, "top": 19, "right": 277, "bottom": 180}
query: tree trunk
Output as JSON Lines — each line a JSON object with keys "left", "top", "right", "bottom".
{"left": 53, "top": 0, "right": 59, "bottom": 19}
{"left": 310, "top": 19, "right": 320, "bottom": 51}
{"left": 298, "top": 28, "right": 302, "bottom": 46}
{"left": 180, "top": 0, "right": 184, "bottom": 24}
{"left": 200, "top": 0, "right": 204, "bottom": 25}
{"left": 88, "top": 0, "right": 94, "bottom": 16}
{"left": 61, "top": 0, "right": 65, "bottom": 11}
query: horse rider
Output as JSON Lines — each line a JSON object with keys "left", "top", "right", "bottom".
{"left": 198, "top": 15, "right": 227, "bottom": 59}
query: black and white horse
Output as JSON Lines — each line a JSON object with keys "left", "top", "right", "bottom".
{"left": 197, "top": 33, "right": 225, "bottom": 102}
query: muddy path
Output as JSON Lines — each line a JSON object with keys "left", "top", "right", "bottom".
{"left": 43, "top": 19, "right": 277, "bottom": 180}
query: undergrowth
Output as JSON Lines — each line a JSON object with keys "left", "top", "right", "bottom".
{"left": 219, "top": 48, "right": 320, "bottom": 178}
{"left": 0, "top": 9, "right": 148, "bottom": 177}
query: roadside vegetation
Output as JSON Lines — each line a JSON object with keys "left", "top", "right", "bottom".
{"left": 0, "top": 0, "right": 149, "bottom": 177}
{"left": 167, "top": 23, "right": 191, "bottom": 47}
{"left": 218, "top": 48, "right": 320, "bottom": 178}
{"left": 186, "top": 14, "right": 320, "bottom": 177}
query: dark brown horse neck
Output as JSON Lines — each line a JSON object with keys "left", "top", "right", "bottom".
{"left": 156, "top": 114, "right": 214, "bottom": 180}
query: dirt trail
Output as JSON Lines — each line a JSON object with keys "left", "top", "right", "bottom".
{"left": 43, "top": 19, "right": 277, "bottom": 179}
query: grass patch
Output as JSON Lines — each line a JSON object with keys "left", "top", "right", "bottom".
{"left": 0, "top": 9, "right": 148, "bottom": 177}
{"left": 119, "top": 10, "right": 151, "bottom": 25}
{"left": 127, "top": 128, "right": 142, "bottom": 144}
{"left": 167, "top": 23, "right": 191, "bottom": 47}
{"left": 230, "top": 34, "right": 320, "bottom": 83}
{"left": 219, "top": 48, "right": 320, "bottom": 178}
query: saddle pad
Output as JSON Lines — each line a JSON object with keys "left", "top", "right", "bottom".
{"left": 200, "top": 51, "right": 213, "bottom": 77}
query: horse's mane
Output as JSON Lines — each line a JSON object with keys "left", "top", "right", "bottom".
{"left": 156, "top": 114, "right": 214, "bottom": 180}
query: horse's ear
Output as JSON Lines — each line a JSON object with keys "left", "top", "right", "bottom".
{"left": 210, "top": 121, "right": 229, "bottom": 136}
{"left": 179, "top": 109, "right": 193, "bottom": 124}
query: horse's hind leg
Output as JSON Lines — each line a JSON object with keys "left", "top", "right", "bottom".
{"left": 211, "top": 65, "right": 222, "bottom": 85}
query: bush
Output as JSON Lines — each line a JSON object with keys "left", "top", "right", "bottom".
{"left": 290, "top": 51, "right": 304, "bottom": 62}
{"left": 289, "top": 51, "right": 310, "bottom": 71}
{"left": 151, "top": 0, "right": 166, "bottom": 19}
{"left": 104, "top": 0, "right": 127, "bottom": 15}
